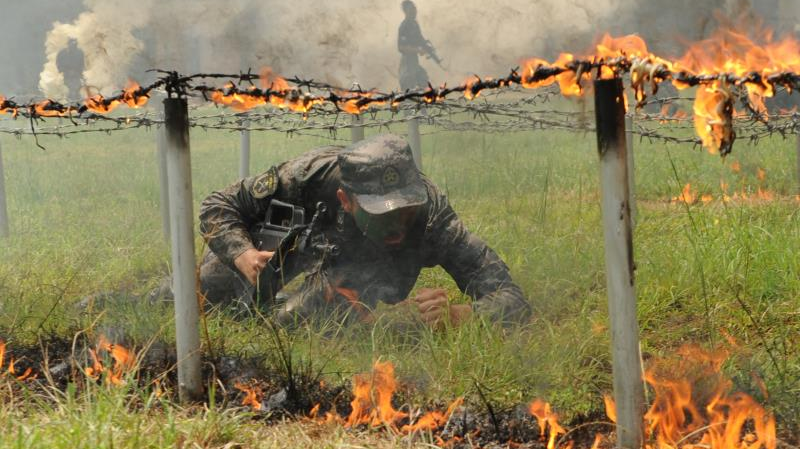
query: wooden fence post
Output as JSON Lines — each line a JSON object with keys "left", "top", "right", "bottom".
{"left": 594, "top": 78, "right": 645, "bottom": 449}
{"left": 163, "top": 97, "right": 203, "bottom": 403}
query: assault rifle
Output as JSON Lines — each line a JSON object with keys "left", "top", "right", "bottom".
{"left": 422, "top": 39, "right": 446, "bottom": 70}
{"left": 247, "top": 201, "right": 338, "bottom": 306}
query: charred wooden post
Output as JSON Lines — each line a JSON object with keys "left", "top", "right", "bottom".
{"left": 156, "top": 120, "right": 171, "bottom": 242}
{"left": 0, "top": 139, "right": 8, "bottom": 238}
{"left": 351, "top": 114, "right": 365, "bottom": 143}
{"left": 240, "top": 119, "right": 251, "bottom": 179}
{"left": 594, "top": 78, "right": 645, "bottom": 449}
{"left": 625, "top": 114, "right": 637, "bottom": 226}
{"left": 163, "top": 97, "right": 203, "bottom": 403}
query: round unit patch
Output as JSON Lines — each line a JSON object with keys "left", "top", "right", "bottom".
{"left": 252, "top": 166, "right": 278, "bottom": 199}
{"left": 382, "top": 166, "right": 401, "bottom": 188}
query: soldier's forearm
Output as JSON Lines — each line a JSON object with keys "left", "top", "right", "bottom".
{"left": 206, "top": 228, "right": 256, "bottom": 269}
{"left": 472, "top": 286, "right": 531, "bottom": 325}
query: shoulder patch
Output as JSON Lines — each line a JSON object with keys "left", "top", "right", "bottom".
{"left": 252, "top": 166, "right": 278, "bottom": 199}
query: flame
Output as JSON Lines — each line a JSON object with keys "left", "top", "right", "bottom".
{"left": 235, "top": 382, "right": 263, "bottom": 410}
{"left": 590, "top": 433, "right": 603, "bottom": 449}
{"left": 34, "top": 100, "right": 72, "bottom": 118}
{"left": 0, "top": 340, "right": 37, "bottom": 381}
{"left": 85, "top": 95, "right": 121, "bottom": 114}
{"left": 84, "top": 336, "right": 134, "bottom": 385}
{"left": 693, "top": 80, "right": 735, "bottom": 154}
{"left": 121, "top": 80, "right": 148, "bottom": 108}
{"left": 464, "top": 75, "right": 482, "bottom": 100}
{"left": 603, "top": 394, "right": 617, "bottom": 423}
{"left": 401, "top": 398, "right": 464, "bottom": 433}
{"left": 210, "top": 84, "right": 267, "bottom": 112}
{"left": 333, "top": 286, "right": 370, "bottom": 320}
{"left": 528, "top": 399, "right": 566, "bottom": 449}
{"left": 337, "top": 91, "right": 384, "bottom": 115}
{"left": 604, "top": 345, "right": 776, "bottom": 449}
{"left": 259, "top": 67, "right": 290, "bottom": 91}
{"left": 345, "top": 361, "right": 407, "bottom": 428}
{"left": 520, "top": 58, "right": 558, "bottom": 90}
{"left": 730, "top": 160, "right": 741, "bottom": 173}
{"left": 672, "top": 183, "right": 697, "bottom": 205}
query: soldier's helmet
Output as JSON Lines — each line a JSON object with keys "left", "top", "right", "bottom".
{"left": 338, "top": 134, "right": 427, "bottom": 215}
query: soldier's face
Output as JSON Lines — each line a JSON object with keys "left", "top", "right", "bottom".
{"left": 338, "top": 188, "right": 420, "bottom": 246}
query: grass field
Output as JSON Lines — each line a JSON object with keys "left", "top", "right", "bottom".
{"left": 0, "top": 107, "right": 798, "bottom": 448}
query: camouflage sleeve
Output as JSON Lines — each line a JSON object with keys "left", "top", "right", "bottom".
{"left": 425, "top": 183, "right": 532, "bottom": 324}
{"left": 199, "top": 166, "right": 286, "bottom": 268}
{"left": 199, "top": 146, "right": 340, "bottom": 269}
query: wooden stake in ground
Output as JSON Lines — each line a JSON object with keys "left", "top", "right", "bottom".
{"left": 156, "top": 122, "right": 171, "bottom": 242}
{"left": 0, "top": 139, "right": 8, "bottom": 238}
{"left": 240, "top": 119, "right": 251, "bottom": 179}
{"left": 163, "top": 97, "right": 203, "bottom": 403}
{"left": 351, "top": 114, "right": 365, "bottom": 143}
{"left": 594, "top": 78, "right": 645, "bottom": 449}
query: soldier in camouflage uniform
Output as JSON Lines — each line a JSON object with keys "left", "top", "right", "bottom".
{"left": 397, "top": 0, "right": 432, "bottom": 90}
{"left": 198, "top": 134, "right": 530, "bottom": 327}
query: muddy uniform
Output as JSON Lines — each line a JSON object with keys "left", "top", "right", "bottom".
{"left": 199, "top": 142, "right": 530, "bottom": 326}
{"left": 398, "top": 17, "right": 430, "bottom": 90}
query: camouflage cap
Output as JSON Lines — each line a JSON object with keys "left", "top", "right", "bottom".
{"left": 338, "top": 134, "right": 428, "bottom": 215}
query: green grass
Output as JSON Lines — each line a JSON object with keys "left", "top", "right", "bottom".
{"left": 0, "top": 110, "right": 798, "bottom": 447}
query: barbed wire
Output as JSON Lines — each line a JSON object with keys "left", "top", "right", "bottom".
{"left": 1, "top": 63, "right": 798, "bottom": 154}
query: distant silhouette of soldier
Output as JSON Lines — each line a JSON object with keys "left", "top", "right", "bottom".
{"left": 397, "top": 1, "right": 436, "bottom": 90}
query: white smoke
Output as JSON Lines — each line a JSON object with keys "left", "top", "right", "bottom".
{"left": 39, "top": 0, "right": 751, "bottom": 100}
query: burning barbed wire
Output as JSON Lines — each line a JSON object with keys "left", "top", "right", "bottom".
{"left": 2, "top": 23, "right": 800, "bottom": 154}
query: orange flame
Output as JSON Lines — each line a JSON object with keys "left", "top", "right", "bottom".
{"left": 693, "top": 81, "right": 735, "bottom": 154}
{"left": 401, "top": 397, "right": 464, "bottom": 433}
{"left": 672, "top": 183, "right": 697, "bottom": 205}
{"left": 604, "top": 345, "right": 776, "bottom": 449}
{"left": 528, "top": 399, "right": 566, "bottom": 449}
{"left": 259, "top": 67, "right": 289, "bottom": 91}
{"left": 0, "top": 340, "right": 37, "bottom": 381}
{"left": 34, "top": 100, "right": 72, "bottom": 118}
{"left": 84, "top": 336, "right": 134, "bottom": 385}
{"left": 121, "top": 80, "right": 148, "bottom": 108}
{"left": 235, "top": 382, "right": 263, "bottom": 410}
{"left": 346, "top": 361, "right": 408, "bottom": 428}
{"left": 333, "top": 287, "right": 371, "bottom": 320}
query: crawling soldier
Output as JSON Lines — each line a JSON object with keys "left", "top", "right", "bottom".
{"left": 198, "top": 134, "right": 530, "bottom": 327}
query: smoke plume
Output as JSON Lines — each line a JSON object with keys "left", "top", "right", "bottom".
{"left": 35, "top": 0, "right": 794, "bottom": 100}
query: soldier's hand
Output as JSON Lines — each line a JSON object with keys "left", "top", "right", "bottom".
{"left": 412, "top": 288, "right": 473, "bottom": 328}
{"left": 234, "top": 248, "right": 274, "bottom": 285}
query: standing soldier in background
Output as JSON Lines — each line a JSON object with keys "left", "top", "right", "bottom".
{"left": 397, "top": 0, "right": 441, "bottom": 91}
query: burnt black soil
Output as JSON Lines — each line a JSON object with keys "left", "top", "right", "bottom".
{"left": 1, "top": 335, "right": 795, "bottom": 449}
